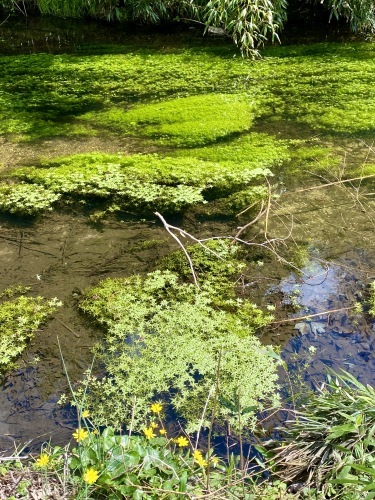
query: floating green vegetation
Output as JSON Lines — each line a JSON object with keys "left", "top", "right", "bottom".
{"left": 279, "top": 141, "right": 342, "bottom": 182}
{"left": 175, "top": 132, "right": 287, "bottom": 165}
{"left": 160, "top": 239, "right": 246, "bottom": 305}
{"left": 1, "top": 150, "right": 275, "bottom": 216}
{"left": 1, "top": 41, "right": 375, "bottom": 143}
{"left": 0, "top": 50, "right": 251, "bottom": 141}
{"left": 0, "top": 183, "right": 61, "bottom": 215}
{"left": 78, "top": 267, "right": 279, "bottom": 431}
{"left": 82, "top": 94, "right": 255, "bottom": 147}
{"left": 0, "top": 291, "right": 61, "bottom": 375}
{"left": 258, "top": 42, "right": 375, "bottom": 136}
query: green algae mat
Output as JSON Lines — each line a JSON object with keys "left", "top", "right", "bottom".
{"left": 1, "top": 38, "right": 375, "bottom": 217}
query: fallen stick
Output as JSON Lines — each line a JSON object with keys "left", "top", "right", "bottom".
{"left": 271, "top": 305, "right": 356, "bottom": 325}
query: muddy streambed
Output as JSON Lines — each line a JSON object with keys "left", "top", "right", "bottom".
{"left": 0, "top": 212, "right": 176, "bottom": 451}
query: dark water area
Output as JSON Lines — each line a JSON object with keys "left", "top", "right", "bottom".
{"left": 0, "top": 9, "right": 358, "bottom": 58}
{"left": 263, "top": 185, "right": 375, "bottom": 397}
{"left": 0, "top": 14, "right": 229, "bottom": 56}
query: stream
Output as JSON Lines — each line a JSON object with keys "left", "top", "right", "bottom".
{"left": 1, "top": 15, "right": 375, "bottom": 453}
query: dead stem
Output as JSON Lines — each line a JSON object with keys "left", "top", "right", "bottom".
{"left": 271, "top": 305, "right": 356, "bottom": 325}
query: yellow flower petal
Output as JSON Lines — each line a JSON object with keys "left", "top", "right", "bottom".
{"left": 83, "top": 468, "right": 99, "bottom": 485}
{"left": 143, "top": 427, "right": 156, "bottom": 439}
{"left": 73, "top": 428, "right": 89, "bottom": 442}
{"left": 35, "top": 454, "right": 50, "bottom": 468}
{"left": 175, "top": 436, "right": 189, "bottom": 447}
{"left": 150, "top": 402, "right": 163, "bottom": 414}
{"left": 193, "top": 449, "right": 207, "bottom": 467}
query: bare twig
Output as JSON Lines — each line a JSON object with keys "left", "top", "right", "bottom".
{"left": 195, "top": 385, "right": 214, "bottom": 454}
{"left": 155, "top": 212, "right": 200, "bottom": 287}
{"left": 264, "top": 178, "right": 272, "bottom": 241}
{"left": 55, "top": 318, "right": 80, "bottom": 338}
{"left": 293, "top": 174, "right": 375, "bottom": 193}
{"left": 271, "top": 305, "right": 356, "bottom": 325}
{"left": 235, "top": 200, "right": 266, "bottom": 239}
{"left": 0, "top": 14, "right": 10, "bottom": 26}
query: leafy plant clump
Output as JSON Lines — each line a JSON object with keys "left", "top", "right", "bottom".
{"left": 3, "top": 407, "right": 294, "bottom": 499}
{"left": 78, "top": 267, "right": 279, "bottom": 432}
{"left": 159, "top": 239, "right": 247, "bottom": 304}
{"left": 270, "top": 371, "right": 375, "bottom": 497}
{"left": 2, "top": 41, "right": 375, "bottom": 151}
{"left": 0, "top": 183, "right": 61, "bottom": 215}
{"left": 0, "top": 150, "right": 273, "bottom": 216}
{"left": 0, "top": 291, "right": 61, "bottom": 374}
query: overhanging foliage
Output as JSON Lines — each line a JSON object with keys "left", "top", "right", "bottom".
{"left": 1, "top": 1, "right": 375, "bottom": 56}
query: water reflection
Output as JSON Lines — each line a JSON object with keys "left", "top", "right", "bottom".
{"left": 278, "top": 258, "right": 375, "bottom": 390}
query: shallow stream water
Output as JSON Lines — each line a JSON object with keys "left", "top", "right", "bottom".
{"left": 1, "top": 15, "right": 375, "bottom": 452}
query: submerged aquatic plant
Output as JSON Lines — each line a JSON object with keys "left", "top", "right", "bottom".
{"left": 0, "top": 292, "right": 61, "bottom": 375}
{"left": 82, "top": 94, "right": 256, "bottom": 147}
{"left": 1, "top": 150, "right": 274, "bottom": 216}
{"left": 1, "top": 41, "right": 375, "bottom": 144}
{"left": 78, "top": 268, "right": 279, "bottom": 431}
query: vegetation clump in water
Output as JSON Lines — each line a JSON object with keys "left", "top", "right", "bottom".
{"left": 0, "top": 150, "right": 277, "bottom": 215}
{"left": 77, "top": 241, "right": 279, "bottom": 431}
{"left": 0, "top": 287, "right": 61, "bottom": 375}
{"left": 82, "top": 94, "right": 255, "bottom": 147}
{"left": 0, "top": 183, "right": 61, "bottom": 215}
{"left": 1, "top": 43, "right": 374, "bottom": 144}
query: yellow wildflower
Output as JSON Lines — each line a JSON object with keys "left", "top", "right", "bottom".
{"left": 193, "top": 450, "right": 207, "bottom": 468}
{"left": 150, "top": 422, "right": 159, "bottom": 429}
{"left": 175, "top": 436, "right": 189, "bottom": 447}
{"left": 82, "top": 410, "right": 90, "bottom": 418}
{"left": 151, "top": 402, "right": 163, "bottom": 414}
{"left": 35, "top": 454, "right": 50, "bottom": 468}
{"left": 211, "top": 456, "right": 219, "bottom": 467}
{"left": 159, "top": 429, "right": 167, "bottom": 435}
{"left": 143, "top": 427, "right": 156, "bottom": 439}
{"left": 83, "top": 468, "right": 99, "bottom": 485}
{"left": 73, "top": 428, "right": 89, "bottom": 442}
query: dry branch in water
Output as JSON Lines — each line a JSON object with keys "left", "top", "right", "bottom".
{"left": 155, "top": 187, "right": 299, "bottom": 287}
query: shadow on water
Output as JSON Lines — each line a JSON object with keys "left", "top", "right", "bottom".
{"left": 0, "top": 14, "right": 235, "bottom": 57}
